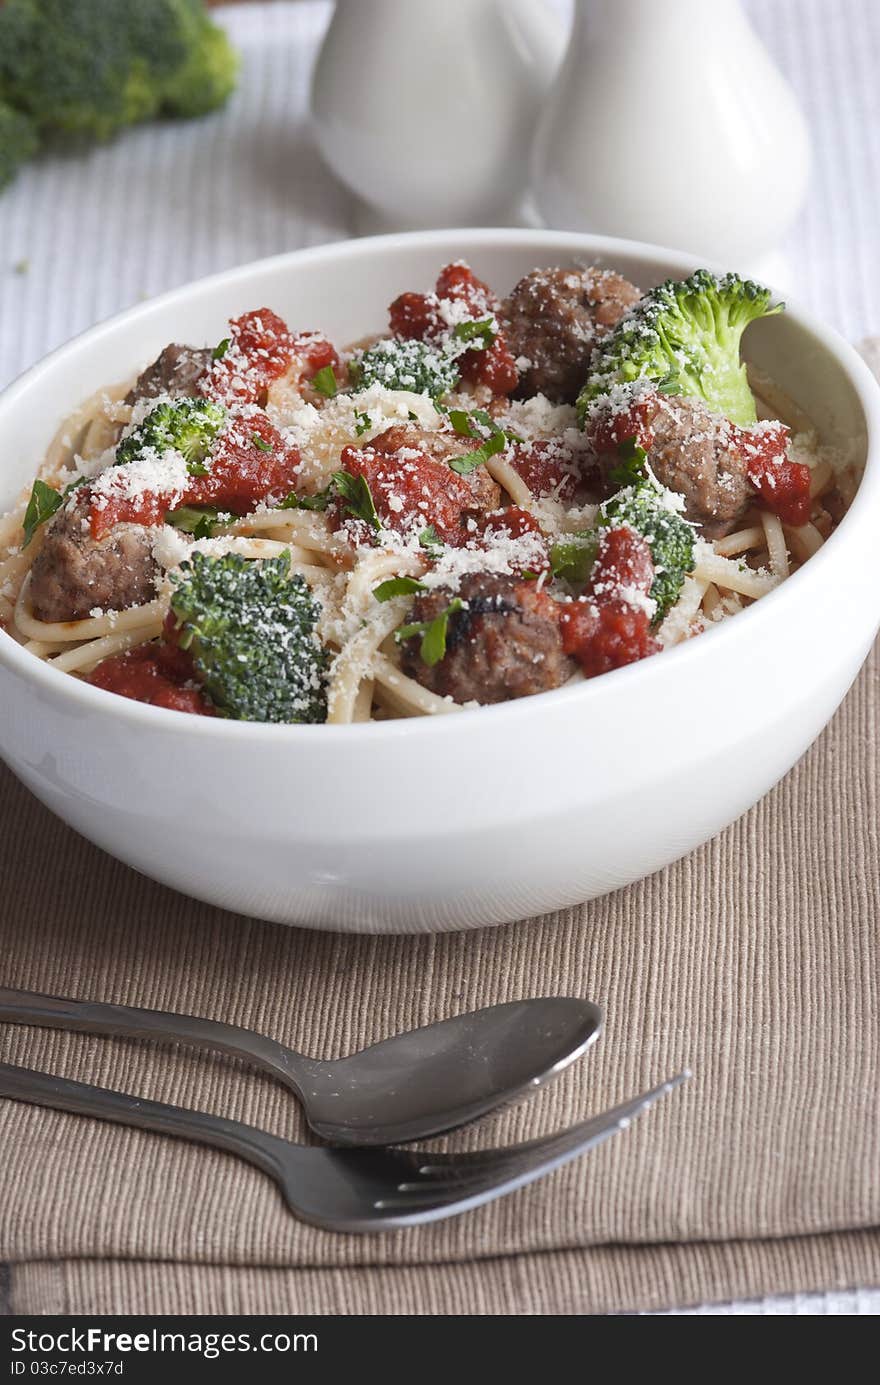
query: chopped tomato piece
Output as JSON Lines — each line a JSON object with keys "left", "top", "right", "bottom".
{"left": 739, "top": 422, "right": 811, "bottom": 526}
{"left": 559, "top": 598, "right": 660, "bottom": 678}
{"left": 87, "top": 642, "right": 214, "bottom": 716}
{"left": 387, "top": 262, "right": 519, "bottom": 397}
{"left": 201, "top": 308, "right": 339, "bottom": 405}
{"left": 585, "top": 388, "right": 658, "bottom": 455}
{"left": 508, "top": 439, "right": 580, "bottom": 500}
{"left": 338, "top": 439, "right": 478, "bottom": 543}
{"left": 590, "top": 526, "right": 654, "bottom": 601}
{"left": 474, "top": 506, "right": 550, "bottom": 574}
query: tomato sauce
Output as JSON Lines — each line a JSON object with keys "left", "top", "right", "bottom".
{"left": 558, "top": 526, "right": 660, "bottom": 676}
{"left": 87, "top": 642, "right": 214, "bottom": 715}
{"left": 389, "top": 262, "right": 518, "bottom": 396}
{"left": 89, "top": 414, "right": 302, "bottom": 540}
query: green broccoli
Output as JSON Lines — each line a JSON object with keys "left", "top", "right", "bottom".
{"left": 599, "top": 464, "right": 696, "bottom": 624}
{"left": 350, "top": 338, "right": 460, "bottom": 400}
{"left": 0, "top": 0, "right": 237, "bottom": 150}
{"left": 168, "top": 552, "right": 328, "bottom": 723}
{"left": 117, "top": 398, "right": 227, "bottom": 474}
{"left": 578, "top": 269, "right": 782, "bottom": 428}
{"left": 0, "top": 101, "right": 39, "bottom": 191}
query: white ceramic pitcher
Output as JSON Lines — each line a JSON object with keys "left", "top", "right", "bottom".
{"left": 310, "top": 0, "right": 564, "bottom": 229}
{"left": 531, "top": 0, "right": 811, "bottom": 264}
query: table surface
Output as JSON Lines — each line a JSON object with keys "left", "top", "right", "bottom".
{"left": 0, "top": 0, "right": 877, "bottom": 1317}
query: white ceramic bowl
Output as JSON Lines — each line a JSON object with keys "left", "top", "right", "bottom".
{"left": 1, "top": 230, "right": 878, "bottom": 934}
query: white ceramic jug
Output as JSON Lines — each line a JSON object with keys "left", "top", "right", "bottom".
{"left": 531, "top": 0, "right": 811, "bottom": 264}
{"left": 310, "top": 0, "right": 564, "bottom": 229}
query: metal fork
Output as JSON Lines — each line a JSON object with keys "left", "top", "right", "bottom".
{"left": 0, "top": 1062, "right": 689, "bottom": 1231}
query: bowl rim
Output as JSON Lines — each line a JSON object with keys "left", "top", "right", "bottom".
{"left": 2, "top": 226, "right": 879, "bottom": 744}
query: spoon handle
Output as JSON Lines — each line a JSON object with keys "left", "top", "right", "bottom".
{"left": 0, "top": 986, "right": 307, "bottom": 1091}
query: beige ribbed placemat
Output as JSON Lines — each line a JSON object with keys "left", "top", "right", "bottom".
{"left": 1, "top": 634, "right": 878, "bottom": 1315}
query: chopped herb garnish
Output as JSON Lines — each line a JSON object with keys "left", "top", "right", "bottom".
{"left": 373, "top": 576, "right": 428, "bottom": 602}
{"left": 396, "top": 598, "right": 463, "bottom": 667}
{"left": 446, "top": 408, "right": 512, "bottom": 475}
{"left": 609, "top": 436, "right": 649, "bottom": 488}
{"left": 418, "top": 525, "right": 444, "bottom": 559}
{"left": 354, "top": 410, "right": 372, "bottom": 437}
{"left": 278, "top": 488, "right": 331, "bottom": 511}
{"left": 449, "top": 429, "right": 506, "bottom": 476}
{"left": 452, "top": 317, "right": 496, "bottom": 349}
{"left": 407, "top": 410, "right": 419, "bottom": 421}
{"left": 312, "top": 365, "right": 338, "bottom": 398}
{"left": 22, "top": 479, "right": 63, "bottom": 548}
{"left": 330, "top": 470, "right": 381, "bottom": 532}
{"left": 165, "top": 505, "right": 232, "bottom": 540}
{"left": 550, "top": 532, "right": 597, "bottom": 586}
{"left": 251, "top": 432, "right": 273, "bottom": 453}
{"left": 212, "top": 337, "right": 231, "bottom": 360}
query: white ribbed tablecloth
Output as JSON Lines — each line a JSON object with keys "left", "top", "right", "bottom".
{"left": 0, "top": 0, "right": 877, "bottom": 1317}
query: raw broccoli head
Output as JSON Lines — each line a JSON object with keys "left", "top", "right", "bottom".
{"left": 0, "top": 0, "right": 237, "bottom": 143}
{"left": 579, "top": 269, "right": 783, "bottom": 428}
{"left": 600, "top": 468, "right": 696, "bottom": 624}
{"left": 0, "top": 101, "right": 38, "bottom": 190}
{"left": 349, "top": 339, "right": 460, "bottom": 400}
{"left": 117, "top": 398, "right": 227, "bottom": 471}
{"left": 169, "top": 552, "right": 328, "bottom": 723}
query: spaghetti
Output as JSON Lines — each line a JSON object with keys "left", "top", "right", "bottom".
{"left": 0, "top": 262, "right": 860, "bottom": 723}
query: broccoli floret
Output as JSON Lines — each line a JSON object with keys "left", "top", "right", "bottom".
{"left": 600, "top": 472, "right": 696, "bottom": 624}
{"left": 117, "top": 398, "right": 227, "bottom": 472}
{"left": 0, "top": 0, "right": 237, "bottom": 145}
{"left": 0, "top": 101, "right": 39, "bottom": 190}
{"left": 350, "top": 339, "right": 460, "bottom": 400}
{"left": 578, "top": 269, "right": 783, "bottom": 428}
{"left": 169, "top": 552, "right": 328, "bottom": 723}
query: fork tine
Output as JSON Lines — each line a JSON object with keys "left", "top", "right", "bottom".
{"left": 372, "top": 1072, "right": 690, "bottom": 1217}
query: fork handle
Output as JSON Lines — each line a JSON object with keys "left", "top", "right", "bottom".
{"left": 0, "top": 986, "right": 309, "bottom": 1091}
{"left": 0, "top": 1061, "right": 290, "bottom": 1185}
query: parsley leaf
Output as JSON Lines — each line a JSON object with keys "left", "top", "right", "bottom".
{"left": 418, "top": 525, "right": 444, "bottom": 559}
{"left": 550, "top": 532, "right": 598, "bottom": 586}
{"left": 449, "top": 428, "right": 506, "bottom": 476}
{"left": 212, "top": 337, "right": 231, "bottom": 361}
{"left": 330, "top": 470, "right": 381, "bottom": 531}
{"left": 354, "top": 410, "right": 371, "bottom": 437}
{"left": 165, "top": 506, "right": 232, "bottom": 540}
{"left": 22, "top": 479, "right": 63, "bottom": 548}
{"left": 453, "top": 317, "right": 496, "bottom": 349}
{"left": 373, "top": 576, "right": 427, "bottom": 602}
{"left": 609, "top": 436, "right": 649, "bottom": 488}
{"left": 396, "top": 598, "right": 463, "bottom": 667}
{"left": 186, "top": 458, "right": 210, "bottom": 477}
{"left": 278, "top": 489, "right": 331, "bottom": 511}
{"left": 251, "top": 432, "right": 273, "bottom": 453}
{"left": 312, "top": 365, "right": 338, "bottom": 398}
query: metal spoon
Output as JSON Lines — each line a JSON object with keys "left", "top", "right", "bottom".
{"left": 0, "top": 987, "right": 602, "bottom": 1146}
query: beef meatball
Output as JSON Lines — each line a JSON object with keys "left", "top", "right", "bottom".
{"left": 646, "top": 395, "right": 752, "bottom": 539}
{"left": 400, "top": 573, "right": 574, "bottom": 705}
{"left": 29, "top": 505, "right": 158, "bottom": 623}
{"left": 125, "top": 344, "right": 212, "bottom": 406}
{"left": 501, "top": 267, "right": 641, "bottom": 404}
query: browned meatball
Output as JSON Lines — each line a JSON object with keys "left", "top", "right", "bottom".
{"left": 646, "top": 396, "right": 752, "bottom": 539}
{"left": 501, "top": 267, "right": 641, "bottom": 404}
{"left": 400, "top": 574, "right": 574, "bottom": 705}
{"left": 371, "top": 423, "right": 502, "bottom": 514}
{"left": 29, "top": 505, "right": 158, "bottom": 623}
{"left": 124, "top": 344, "right": 212, "bottom": 406}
